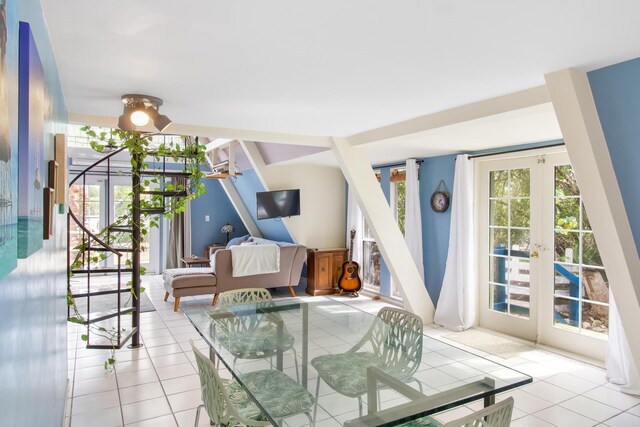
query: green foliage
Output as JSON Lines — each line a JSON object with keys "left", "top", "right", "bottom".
{"left": 69, "top": 127, "right": 208, "bottom": 369}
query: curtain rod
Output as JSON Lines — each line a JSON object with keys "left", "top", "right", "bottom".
{"left": 467, "top": 142, "right": 565, "bottom": 160}
{"left": 373, "top": 159, "right": 424, "bottom": 169}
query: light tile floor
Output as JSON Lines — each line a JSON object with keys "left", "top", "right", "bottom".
{"left": 65, "top": 276, "right": 640, "bottom": 426}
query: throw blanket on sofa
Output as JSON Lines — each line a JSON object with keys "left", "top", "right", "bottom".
{"left": 231, "top": 244, "right": 280, "bottom": 277}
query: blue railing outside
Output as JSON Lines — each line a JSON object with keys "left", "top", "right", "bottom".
{"left": 492, "top": 244, "right": 580, "bottom": 325}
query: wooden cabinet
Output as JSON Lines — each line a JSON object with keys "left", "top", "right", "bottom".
{"left": 306, "top": 248, "right": 347, "bottom": 296}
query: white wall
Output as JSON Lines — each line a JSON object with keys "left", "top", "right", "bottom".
{"left": 262, "top": 163, "right": 346, "bottom": 249}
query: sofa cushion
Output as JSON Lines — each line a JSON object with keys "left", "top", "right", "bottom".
{"left": 168, "top": 274, "right": 217, "bottom": 289}
{"left": 226, "top": 234, "right": 250, "bottom": 249}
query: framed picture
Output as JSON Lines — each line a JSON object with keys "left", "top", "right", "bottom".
{"left": 43, "top": 187, "right": 53, "bottom": 239}
{"left": 48, "top": 159, "right": 57, "bottom": 191}
{"left": 54, "top": 134, "right": 66, "bottom": 205}
{"left": 17, "top": 22, "right": 45, "bottom": 258}
{"left": 0, "top": 0, "right": 18, "bottom": 280}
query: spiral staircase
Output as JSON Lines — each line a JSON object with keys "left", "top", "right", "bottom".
{"left": 67, "top": 146, "right": 191, "bottom": 349}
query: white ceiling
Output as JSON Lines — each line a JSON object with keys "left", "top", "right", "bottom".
{"left": 42, "top": 1, "right": 640, "bottom": 163}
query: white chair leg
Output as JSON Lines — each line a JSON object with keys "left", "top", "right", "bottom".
{"left": 194, "top": 404, "right": 204, "bottom": 427}
{"left": 312, "top": 376, "right": 321, "bottom": 424}
{"left": 358, "top": 396, "right": 363, "bottom": 417}
{"left": 415, "top": 379, "right": 423, "bottom": 394}
{"left": 305, "top": 411, "right": 314, "bottom": 426}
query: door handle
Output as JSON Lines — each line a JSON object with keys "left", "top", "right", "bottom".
{"left": 530, "top": 251, "right": 539, "bottom": 259}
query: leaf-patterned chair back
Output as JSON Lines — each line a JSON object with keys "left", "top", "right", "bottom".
{"left": 191, "top": 340, "right": 230, "bottom": 426}
{"left": 369, "top": 307, "right": 423, "bottom": 378}
{"left": 218, "top": 288, "right": 272, "bottom": 306}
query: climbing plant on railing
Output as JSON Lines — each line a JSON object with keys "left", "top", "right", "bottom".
{"left": 68, "top": 126, "right": 207, "bottom": 369}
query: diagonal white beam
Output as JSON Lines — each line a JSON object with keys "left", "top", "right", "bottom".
{"left": 331, "top": 137, "right": 435, "bottom": 323}
{"left": 218, "top": 179, "right": 263, "bottom": 238}
{"left": 545, "top": 68, "right": 640, "bottom": 370}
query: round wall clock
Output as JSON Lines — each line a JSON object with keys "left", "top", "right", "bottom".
{"left": 431, "top": 180, "right": 450, "bottom": 213}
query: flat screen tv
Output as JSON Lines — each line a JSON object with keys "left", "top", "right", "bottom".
{"left": 256, "top": 189, "right": 300, "bottom": 220}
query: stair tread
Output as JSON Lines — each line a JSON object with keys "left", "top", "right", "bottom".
{"left": 109, "top": 226, "right": 133, "bottom": 232}
{"left": 71, "top": 287, "right": 133, "bottom": 298}
{"left": 87, "top": 246, "right": 134, "bottom": 252}
{"left": 73, "top": 307, "right": 136, "bottom": 325}
{"left": 86, "top": 326, "right": 138, "bottom": 349}
{"left": 140, "top": 171, "right": 191, "bottom": 177}
{"left": 71, "top": 267, "right": 133, "bottom": 274}
{"left": 140, "top": 190, "right": 187, "bottom": 197}
{"left": 140, "top": 208, "right": 165, "bottom": 214}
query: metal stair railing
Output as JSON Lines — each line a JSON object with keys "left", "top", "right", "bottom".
{"left": 68, "top": 142, "right": 193, "bottom": 350}
{"left": 67, "top": 146, "right": 136, "bottom": 349}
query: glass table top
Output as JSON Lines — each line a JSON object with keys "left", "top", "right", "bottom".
{"left": 184, "top": 297, "right": 531, "bottom": 426}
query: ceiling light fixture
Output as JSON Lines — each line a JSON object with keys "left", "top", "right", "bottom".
{"left": 119, "top": 94, "right": 173, "bottom": 132}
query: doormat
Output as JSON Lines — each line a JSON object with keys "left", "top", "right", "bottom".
{"left": 443, "top": 329, "right": 536, "bottom": 359}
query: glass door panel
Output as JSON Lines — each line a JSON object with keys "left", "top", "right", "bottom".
{"left": 551, "top": 162, "right": 609, "bottom": 339}
{"left": 69, "top": 183, "right": 103, "bottom": 267}
{"left": 478, "top": 156, "right": 539, "bottom": 342}
{"left": 487, "top": 168, "right": 532, "bottom": 319}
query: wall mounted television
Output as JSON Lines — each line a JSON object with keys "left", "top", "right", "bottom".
{"left": 256, "top": 189, "right": 300, "bottom": 220}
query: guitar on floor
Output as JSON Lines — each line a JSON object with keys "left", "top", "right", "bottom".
{"left": 338, "top": 229, "right": 362, "bottom": 296}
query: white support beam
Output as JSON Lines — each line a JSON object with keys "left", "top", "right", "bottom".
{"left": 349, "top": 86, "right": 551, "bottom": 146}
{"left": 331, "top": 137, "right": 435, "bottom": 324}
{"left": 68, "top": 113, "right": 332, "bottom": 147}
{"left": 218, "top": 179, "right": 262, "bottom": 238}
{"left": 545, "top": 69, "right": 640, "bottom": 370}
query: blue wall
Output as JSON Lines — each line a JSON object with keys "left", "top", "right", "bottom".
{"left": 231, "top": 169, "right": 293, "bottom": 242}
{"left": 373, "top": 155, "right": 456, "bottom": 303}
{"left": 420, "top": 155, "right": 457, "bottom": 304}
{"left": 190, "top": 179, "right": 248, "bottom": 256}
{"left": 588, "top": 57, "right": 640, "bottom": 255}
{"left": 0, "top": 1, "right": 69, "bottom": 425}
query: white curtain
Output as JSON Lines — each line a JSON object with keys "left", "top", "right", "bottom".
{"left": 183, "top": 136, "right": 194, "bottom": 257}
{"left": 346, "top": 187, "right": 363, "bottom": 264}
{"left": 434, "top": 154, "right": 476, "bottom": 331}
{"left": 405, "top": 159, "right": 424, "bottom": 281}
{"left": 606, "top": 293, "right": 640, "bottom": 395}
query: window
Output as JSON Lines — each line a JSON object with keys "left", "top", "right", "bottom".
{"left": 69, "top": 183, "right": 102, "bottom": 266}
{"left": 390, "top": 168, "right": 406, "bottom": 297}
{"left": 390, "top": 168, "right": 406, "bottom": 235}
{"left": 362, "top": 219, "right": 380, "bottom": 290}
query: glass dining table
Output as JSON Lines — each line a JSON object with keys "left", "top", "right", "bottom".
{"left": 184, "top": 297, "right": 531, "bottom": 426}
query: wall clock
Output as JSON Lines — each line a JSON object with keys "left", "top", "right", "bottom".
{"left": 431, "top": 180, "right": 450, "bottom": 213}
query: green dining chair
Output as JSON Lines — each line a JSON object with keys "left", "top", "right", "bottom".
{"left": 311, "top": 306, "right": 424, "bottom": 419}
{"left": 344, "top": 397, "right": 514, "bottom": 427}
{"left": 392, "top": 397, "right": 515, "bottom": 427}
{"left": 216, "top": 288, "right": 300, "bottom": 381}
{"left": 191, "top": 340, "right": 315, "bottom": 426}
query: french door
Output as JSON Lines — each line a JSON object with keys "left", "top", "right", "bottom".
{"left": 478, "top": 150, "right": 609, "bottom": 360}
{"left": 70, "top": 175, "right": 159, "bottom": 273}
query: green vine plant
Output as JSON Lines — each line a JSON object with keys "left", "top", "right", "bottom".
{"left": 68, "top": 126, "right": 207, "bottom": 369}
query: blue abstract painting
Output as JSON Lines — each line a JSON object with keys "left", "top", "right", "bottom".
{"left": 17, "top": 21, "right": 44, "bottom": 259}
{"left": 0, "top": 0, "right": 18, "bottom": 279}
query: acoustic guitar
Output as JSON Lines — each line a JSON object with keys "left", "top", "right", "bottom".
{"left": 338, "top": 230, "right": 362, "bottom": 295}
